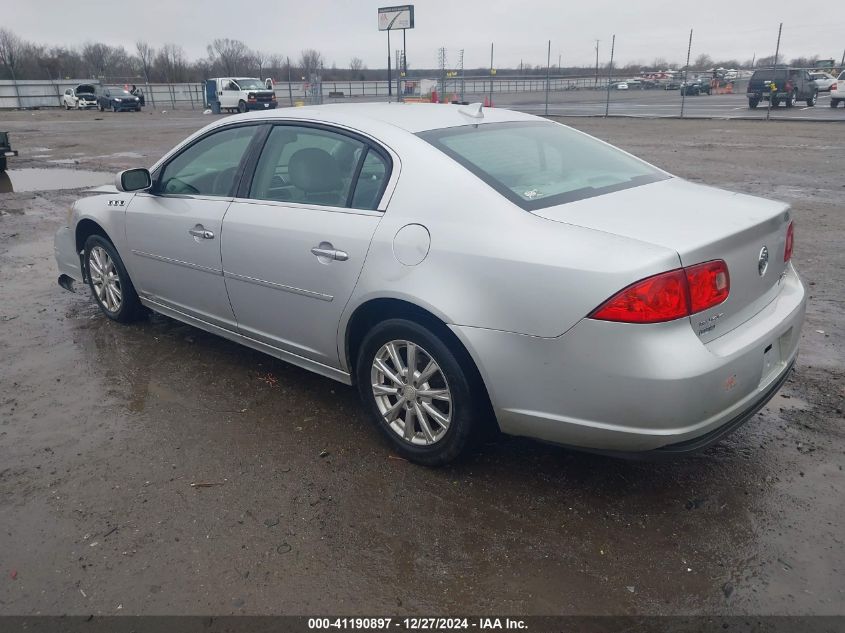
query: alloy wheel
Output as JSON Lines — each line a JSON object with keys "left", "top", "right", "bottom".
{"left": 88, "top": 246, "right": 123, "bottom": 313}
{"left": 370, "top": 340, "right": 452, "bottom": 446}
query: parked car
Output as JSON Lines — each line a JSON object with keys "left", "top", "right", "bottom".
{"left": 830, "top": 71, "right": 845, "bottom": 107}
{"left": 96, "top": 87, "right": 142, "bottom": 112}
{"left": 615, "top": 82, "right": 629, "bottom": 90}
{"left": 0, "top": 131, "right": 18, "bottom": 171}
{"left": 680, "top": 79, "right": 712, "bottom": 96}
{"left": 747, "top": 68, "right": 818, "bottom": 108}
{"left": 663, "top": 80, "right": 681, "bottom": 90}
{"left": 809, "top": 72, "right": 836, "bottom": 91}
{"left": 54, "top": 104, "right": 805, "bottom": 465}
{"left": 208, "top": 77, "right": 277, "bottom": 113}
{"left": 62, "top": 84, "right": 98, "bottom": 110}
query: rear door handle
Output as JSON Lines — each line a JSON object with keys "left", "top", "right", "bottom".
{"left": 311, "top": 246, "right": 349, "bottom": 261}
{"left": 189, "top": 225, "right": 214, "bottom": 240}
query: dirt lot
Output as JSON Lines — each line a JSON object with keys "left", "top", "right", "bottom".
{"left": 0, "top": 109, "right": 842, "bottom": 616}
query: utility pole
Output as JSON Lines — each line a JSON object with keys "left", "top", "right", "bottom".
{"left": 841, "top": 48, "right": 845, "bottom": 67}
{"left": 681, "top": 29, "right": 693, "bottom": 118}
{"left": 545, "top": 40, "right": 551, "bottom": 115}
{"left": 767, "top": 22, "right": 782, "bottom": 122}
{"left": 488, "top": 42, "right": 494, "bottom": 107}
{"left": 594, "top": 40, "right": 600, "bottom": 88}
{"left": 604, "top": 34, "right": 615, "bottom": 117}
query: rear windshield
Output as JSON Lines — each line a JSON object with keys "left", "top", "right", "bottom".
{"left": 418, "top": 121, "right": 667, "bottom": 210}
{"left": 751, "top": 70, "right": 786, "bottom": 81}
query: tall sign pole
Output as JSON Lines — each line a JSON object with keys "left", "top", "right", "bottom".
{"left": 378, "top": 5, "right": 415, "bottom": 101}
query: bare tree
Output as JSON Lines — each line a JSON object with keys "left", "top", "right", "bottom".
{"left": 207, "top": 38, "right": 249, "bottom": 76}
{"left": 350, "top": 56, "right": 364, "bottom": 72}
{"left": 693, "top": 53, "right": 713, "bottom": 70}
{"left": 136, "top": 40, "right": 155, "bottom": 83}
{"left": 0, "top": 28, "right": 26, "bottom": 80}
{"left": 155, "top": 43, "right": 186, "bottom": 82}
{"left": 298, "top": 49, "right": 323, "bottom": 79}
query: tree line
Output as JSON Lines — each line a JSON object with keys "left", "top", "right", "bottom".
{"left": 0, "top": 28, "right": 832, "bottom": 84}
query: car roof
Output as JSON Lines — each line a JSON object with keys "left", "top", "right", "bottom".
{"left": 228, "top": 102, "right": 541, "bottom": 134}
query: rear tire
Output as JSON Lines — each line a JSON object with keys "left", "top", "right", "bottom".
{"left": 832, "top": 98, "right": 841, "bottom": 108}
{"left": 356, "top": 318, "right": 481, "bottom": 466}
{"left": 64, "top": 102, "right": 70, "bottom": 110}
{"left": 98, "top": 103, "right": 104, "bottom": 112}
{"left": 806, "top": 92, "right": 817, "bottom": 107}
{"left": 83, "top": 235, "right": 142, "bottom": 323}
{"left": 770, "top": 97, "right": 780, "bottom": 107}
{"left": 748, "top": 98, "right": 759, "bottom": 109}
{"left": 0, "top": 156, "right": 6, "bottom": 172}
{"left": 785, "top": 90, "right": 796, "bottom": 108}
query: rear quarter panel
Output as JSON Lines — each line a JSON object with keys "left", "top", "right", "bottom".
{"left": 341, "top": 135, "right": 680, "bottom": 361}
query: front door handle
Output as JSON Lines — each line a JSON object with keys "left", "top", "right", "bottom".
{"left": 188, "top": 225, "right": 215, "bottom": 240}
{"left": 311, "top": 245, "right": 349, "bottom": 261}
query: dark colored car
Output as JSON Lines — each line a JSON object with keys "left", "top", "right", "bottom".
{"left": 0, "top": 132, "right": 18, "bottom": 171}
{"left": 680, "top": 79, "right": 712, "bottom": 96}
{"left": 747, "top": 68, "right": 818, "bottom": 108}
{"left": 96, "top": 87, "right": 142, "bottom": 112}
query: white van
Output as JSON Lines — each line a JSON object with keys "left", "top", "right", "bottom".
{"left": 210, "top": 77, "right": 277, "bottom": 113}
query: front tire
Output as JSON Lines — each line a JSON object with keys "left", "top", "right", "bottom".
{"left": 98, "top": 103, "right": 104, "bottom": 112}
{"left": 237, "top": 100, "right": 247, "bottom": 113}
{"left": 832, "top": 98, "right": 841, "bottom": 108}
{"left": 806, "top": 92, "right": 816, "bottom": 107}
{"left": 748, "top": 98, "right": 759, "bottom": 109}
{"left": 83, "top": 235, "right": 142, "bottom": 323}
{"left": 356, "top": 319, "right": 481, "bottom": 466}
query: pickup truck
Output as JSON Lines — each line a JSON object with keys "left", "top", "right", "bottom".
{"left": 0, "top": 132, "right": 18, "bottom": 171}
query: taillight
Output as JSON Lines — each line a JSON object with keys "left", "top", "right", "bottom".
{"left": 685, "top": 260, "right": 730, "bottom": 313}
{"left": 832, "top": 82, "right": 838, "bottom": 91}
{"left": 784, "top": 221, "right": 794, "bottom": 262}
{"left": 590, "top": 260, "right": 730, "bottom": 324}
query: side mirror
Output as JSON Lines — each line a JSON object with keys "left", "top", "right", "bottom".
{"left": 115, "top": 168, "right": 152, "bottom": 192}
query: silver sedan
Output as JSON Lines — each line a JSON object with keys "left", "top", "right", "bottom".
{"left": 54, "top": 103, "right": 806, "bottom": 465}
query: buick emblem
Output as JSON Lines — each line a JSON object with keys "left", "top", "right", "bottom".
{"left": 758, "top": 246, "right": 769, "bottom": 277}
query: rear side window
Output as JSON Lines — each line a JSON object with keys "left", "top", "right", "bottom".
{"left": 249, "top": 125, "right": 390, "bottom": 210}
{"left": 419, "top": 121, "right": 667, "bottom": 210}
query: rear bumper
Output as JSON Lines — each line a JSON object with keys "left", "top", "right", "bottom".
{"left": 453, "top": 264, "right": 806, "bottom": 453}
{"left": 2, "top": 150, "right": 18, "bottom": 157}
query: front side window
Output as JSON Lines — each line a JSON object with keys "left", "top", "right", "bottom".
{"left": 419, "top": 121, "right": 667, "bottom": 210}
{"left": 249, "top": 125, "right": 388, "bottom": 209}
{"left": 158, "top": 125, "right": 257, "bottom": 196}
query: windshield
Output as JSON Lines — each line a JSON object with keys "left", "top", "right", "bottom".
{"left": 235, "top": 78, "right": 265, "bottom": 90}
{"left": 418, "top": 121, "right": 668, "bottom": 210}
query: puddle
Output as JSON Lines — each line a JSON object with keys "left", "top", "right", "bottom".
{"left": 0, "top": 168, "right": 112, "bottom": 193}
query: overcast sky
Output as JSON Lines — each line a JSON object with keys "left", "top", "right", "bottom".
{"left": 7, "top": 0, "right": 841, "bottom": 69}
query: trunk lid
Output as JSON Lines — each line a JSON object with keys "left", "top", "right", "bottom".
{"left": 532, "top": 178, "right": 792, "bottom": 342}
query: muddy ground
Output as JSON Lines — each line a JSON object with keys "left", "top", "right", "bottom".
{"left": 0, "top": 109, "right": 842, "bottom": 616}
